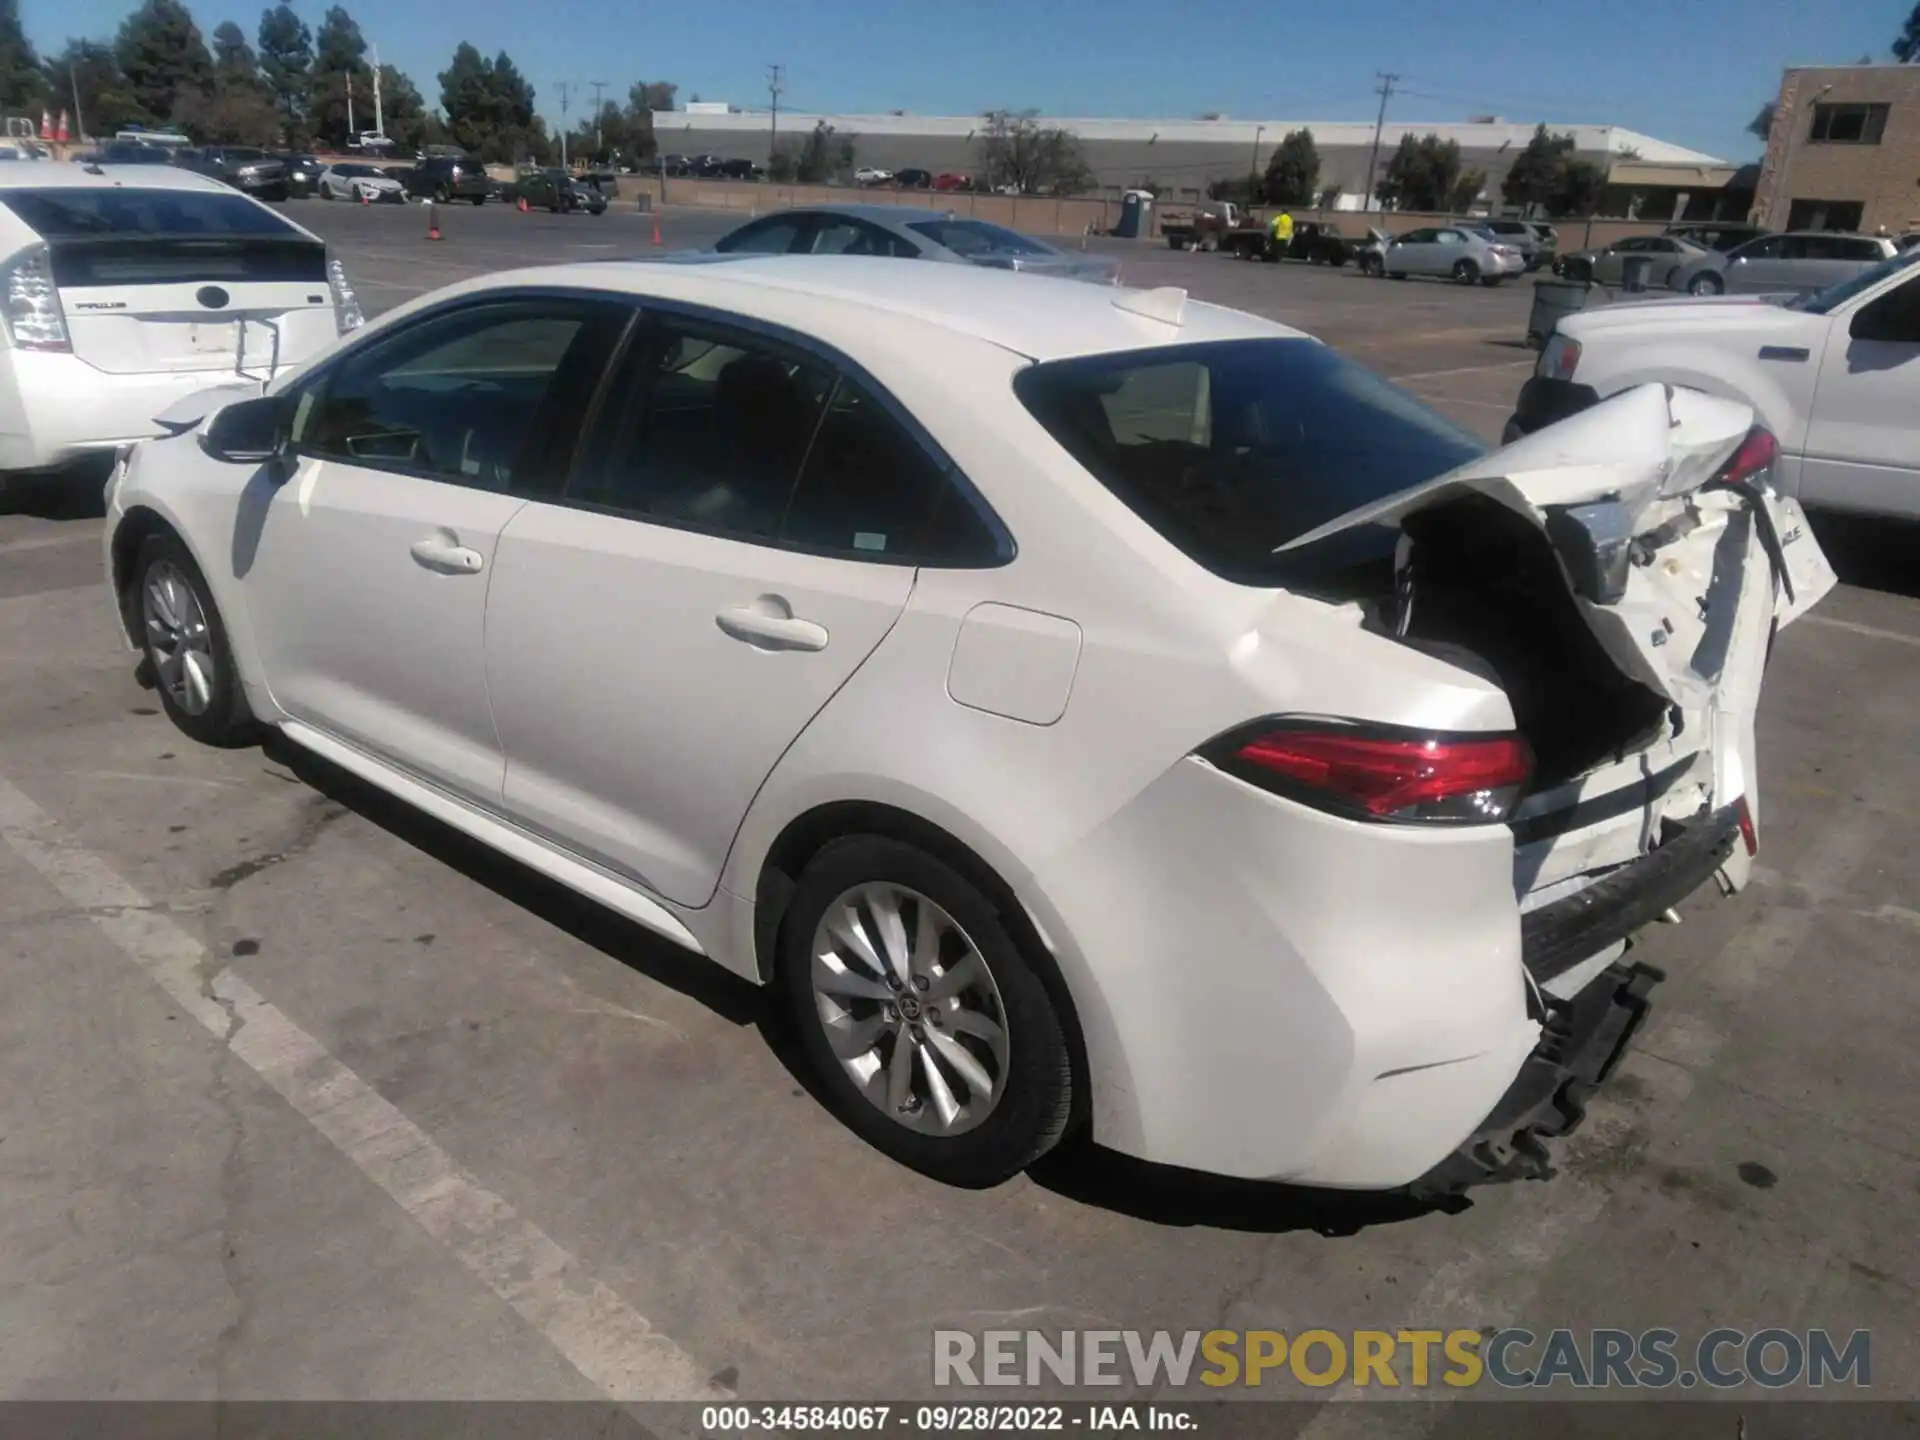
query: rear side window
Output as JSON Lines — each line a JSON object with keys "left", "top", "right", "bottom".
{"left": 906, "top": 218, "right": 1048, "bottom": 257}
{"left": 1014, "top": 339, "right": 1485, "bottom": 585}
{"left": 716, "top": 217, "right": 806, "bottom": 254}
{"left": 0, "top": 187, "right": 297, "bottom": 238}
{"left": 782, "top": 376, "right": 1002, "bottom": 563}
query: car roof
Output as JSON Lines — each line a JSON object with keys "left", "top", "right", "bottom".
{"left": 0, "top": 164, "right": 237, "bottom": 194}
{"left": 434, "top": 255, "right": 1298, "bottom": 362}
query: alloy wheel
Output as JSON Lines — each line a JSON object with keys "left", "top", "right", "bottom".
{"left": 142, "top": 562, "right": 215, "bottom": 716}
{"left": 809, "top": 882, "right": 1011, "bottom": 1137}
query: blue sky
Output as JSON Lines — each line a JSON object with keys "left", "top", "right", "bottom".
{"left": 23, "top": 0, "right": 1904, "bottom": 160}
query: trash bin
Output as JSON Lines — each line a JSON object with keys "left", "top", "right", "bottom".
{"left": 634, "top": 191, "right": 653, "bottom": 213}
{"left": 1527, "top": 277, "right": 1593, "bottom": 349}
{"left": 1113, "top": 190, "right": 1153, "bottom": 240}
{"left": 1620, "top": 254, "right": 1655, "bottom": 293}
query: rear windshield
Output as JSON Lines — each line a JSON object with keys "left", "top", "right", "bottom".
{"left": 907, "top": 218, "right": 1050, "bottom": 257}
{"left": 1013, "top": 339, "right": 1485, "bottom": 585}
{"left": 0, "top": 187, "right": 299, "bottom": 239}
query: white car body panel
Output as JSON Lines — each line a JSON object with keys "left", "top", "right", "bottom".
{"left": 106, "top": 257, "right": 1833, "bottom": 1189}
{"left": 1551, "top": 257, "right": 1920, "bottom": 519}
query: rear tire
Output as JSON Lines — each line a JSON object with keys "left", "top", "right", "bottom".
{"left": 779, "top": 836, "right": 1074, "bottom": 1188}
{"left": 1452, "top": 258, "right": 1480, "bottom": 285}
{"left": 1689, "top": 272, "right": 1724, "bottom": 296}
{"left": 132, "top": 532, "right": 254, "bottom": 749}
{"left": 471, "top": 195, "right": 486, "bottom": 206}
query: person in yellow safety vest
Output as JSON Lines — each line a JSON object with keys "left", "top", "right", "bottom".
{"left": 1269, "top": 209, "right": 1295, "bottom": 252}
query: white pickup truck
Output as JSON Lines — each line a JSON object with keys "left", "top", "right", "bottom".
{"left": 1507, "top": 247, "right": 1920, "bottom": 520}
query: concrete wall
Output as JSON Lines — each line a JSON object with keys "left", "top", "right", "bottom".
{"left": 632, "top": 176, "right": 1676, "bottom": 247}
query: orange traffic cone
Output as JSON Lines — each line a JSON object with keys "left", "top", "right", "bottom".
{"left": 426, "top": 203, "right": 442, "bottom": 241}
{"left": 360, "top": 188, "right": 369, "bottom": 206}
{"left": 517, "top": 195, "right": 529, "bottom": 214}
{"left": 650, "top": 212, "right": 662, "bottom": 247}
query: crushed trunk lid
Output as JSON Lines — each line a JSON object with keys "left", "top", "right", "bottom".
{"left": 1280, "top": 382, "right": 1836, "bottom": 887}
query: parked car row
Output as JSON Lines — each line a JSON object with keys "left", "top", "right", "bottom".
{"left": 1555, "top": 226, "right": 1898, "bottom": 297}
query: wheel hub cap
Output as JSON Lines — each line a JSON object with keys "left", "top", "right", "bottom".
{"left": 809, "top": 882, "right": 1010, "bottom": 1136}
{"left": 142, "top": 561, "right": 215, "bottom": 717}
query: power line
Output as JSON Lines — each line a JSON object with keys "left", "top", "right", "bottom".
{"left": 1364, "top": 72, "right": 1397, "bottom": 208}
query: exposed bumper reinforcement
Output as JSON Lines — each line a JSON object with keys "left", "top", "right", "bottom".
{"left": 1408, "top": 960, "right": 1662, "bottom": 1199}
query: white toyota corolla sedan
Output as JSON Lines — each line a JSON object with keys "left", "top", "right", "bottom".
{"left": 103, "top": 257, "right": 1835, "bottom": 1195}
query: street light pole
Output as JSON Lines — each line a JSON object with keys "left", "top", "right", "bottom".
{"left": 767, "top": 64, "right": 784, "bottom": 167}
{"left": 590, "top": 80, "right": 606, "bottom": 156}
{"left": 371, "top": 43, "right": 383, "bottom": 140}
{"left": 556, "top": 81, "right": 573, "bottom": 168}
{"left": 1248, "top": 124, "right": 1264, "bottom": 196}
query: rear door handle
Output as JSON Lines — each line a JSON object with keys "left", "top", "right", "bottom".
{"left": 716, "top": 605, "right": 829, "bottom": 652}
{"left": 410, "top": 537, "right": 485, "bottom": 574}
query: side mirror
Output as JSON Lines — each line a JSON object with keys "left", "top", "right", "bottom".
{"left": 200, "top": 393, "right": 295, "bottom": 466}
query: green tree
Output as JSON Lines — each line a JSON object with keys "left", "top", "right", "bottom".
{"left": 0, "top": 0, "right": 44, "bottom": 114}
{"left": 1896, "top": 2, "right": 1920, "bottom": 60}
{"left": 1262, "top": 127, "right": 1320, "bottom": 206}
{"left": 1498, "top": 125, "right": 1564, "bottom": 211}
{"left": 772, "top": 119, "right": 853, "bottom": 183}
{"left": 976, "top": 109, "right": 1094, "bottom": 195}
{"left": 309, "top": 4, "right": 366, "bottom": 146}
{"left": 44, "top": 39, "right": 137, "bottom": 138}
{"left": 438, "top": 42, "right": 540, "bottom": 162}
{"left": 1551, "top": 157, "right": 1606, "bottom": 217}
{"left": 1450, "top": 167, "right": 1486, "bottom": 213}
{"left": 256, "top": 4, "right": 311, "bottom": 135}
{"left": 1381, "top": 133, "right": 1461, "bottom": 210}
{"left": 377, "top": 64, "right": 427, "bottom": 148}
{"left": 632, "top": 80, "right": 675, "bottom": 113}
{"left": 115, "top": 0, "right": 214, "bottom": 128}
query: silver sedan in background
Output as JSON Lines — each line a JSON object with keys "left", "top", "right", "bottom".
{"left": 1372, "top": 224, "right": 1526, "bottom": 285}
{"left": 1556, "top": 233, "right": 1707, "bottom": 287}
{"left": 1671, "top": 231, "right": 1895, "bottom": 296}
{"left": 711, "top": 204, "right": 1122, "bottom": 284}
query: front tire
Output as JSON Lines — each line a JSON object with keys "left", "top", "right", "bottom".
{"left": 1361, "top": 254, "right": 1383, "bottom": 277}
{"left": 780, "top": 836, "right": 1074, "bottom": 1188}
{"left": 133, "top": 533, "right": 254, "bottom": 749}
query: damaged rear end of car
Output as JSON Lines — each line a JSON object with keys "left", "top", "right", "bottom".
{"left": 1275, "top": 381, "right": 1836, "bottom": 1191}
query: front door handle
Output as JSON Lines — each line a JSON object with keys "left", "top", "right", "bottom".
{"left": 716, "top": 604, "right": 829, "bottom": 652}
{"left": 410, "top": 537, "right": 484, "bottom": 574}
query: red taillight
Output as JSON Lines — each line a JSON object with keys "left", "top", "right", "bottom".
{"left": 1733, "top": 793, "right": 1758, "bottom": 856}
{"left": 1716, "top": 427, "right": 1779, "bottom": 488}
{"left": 1212, "top": 724, "right": 1534, "bottom": 825}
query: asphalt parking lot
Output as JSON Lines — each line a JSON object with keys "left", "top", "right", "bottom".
{"left": 0, "top": 196, "right": 1917, "bottom": 1425}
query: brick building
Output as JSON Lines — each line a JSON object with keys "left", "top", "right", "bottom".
{"left": 1754, "top": 64, "right": 1920, "bottom": 234}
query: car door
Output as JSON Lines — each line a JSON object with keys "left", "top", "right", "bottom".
{"left": 1597, "top": 236, "right": 1649, "bottom": 285}
{"left": 239, "top": 294, "right": 633, "bottom": 805}
{"left": 1800, "top": 268, "right": 1920, "bottom": 517}
{"left": 1389, "top": 228, "right": 1434, "bottom": 274}
{"left": 483, "top": 309, "right": 1006, "bottom": 906}
{"left": 1726, "top": 234, "right": 1792, "bottom": 293}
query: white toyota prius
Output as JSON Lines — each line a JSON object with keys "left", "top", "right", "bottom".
{"left": 103, "top": 257, "right": 1835, "bottom": 1195}
{"left": 0, "top": 164, "right": 361, "bottom": 480}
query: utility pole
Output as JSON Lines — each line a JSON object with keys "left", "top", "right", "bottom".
{"left": 1248, "top": 124, "right": 1264, "bottom": 197}
{"left": 346, "top": 70, "right": 355, "bottom": 139}
{"left": 767, "top": 64, "right": 784, "bottom": 165}
{"left": 68, "top": 63, "right": 85, "bottom": 144}
{"left": 371, "top": 44, "right": 383, "bottom": 139}
{"left": 556, "top": 81, "right": 573, "bottom": 168}
{"left": 1364, "top": 72, "right": 1397, "bottom": 214}
{"left": 590, "top": 80, "right": 606, "bottom": 155}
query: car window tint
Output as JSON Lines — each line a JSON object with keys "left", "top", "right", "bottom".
{"left": 297, "top": 300, "right": 624, "bottom": 493}
{"left": 905, "top": 218, "right": 1049, "bottom": 257}
{"left": 0, "top": 187, "right": 299, "bottom": 238}
{"left": 779, "top": 376, "right": 1000, "bottom": 564}
{"left": 717, "top": 217, "right": 806, "bottom": 254}
{"left": 809, "top": 219, "right": 913, "bottom": 257}
{"left": 1738, "top": 236, "right": 1783, "bottom": 259}
{"left": 1014, "top": 338, "right": 1484, "bottom": 586}
{"left": 570, "top": 322, "right": 833, "bottom": 539}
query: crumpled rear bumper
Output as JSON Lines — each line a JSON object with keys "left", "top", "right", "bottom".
{"left": 1408, "top": 959, "right": 1661, "bottom": 1199}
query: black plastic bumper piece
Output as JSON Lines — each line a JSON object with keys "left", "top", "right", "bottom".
{"left": 1522, "top": 806, "right": 1740, "bottom": 985}
{"left": 1503, "top": 374, "right": 1602, "bottom": 442}
{"left": 1408, "top": 960, "right": 1663, "bottom": 1199}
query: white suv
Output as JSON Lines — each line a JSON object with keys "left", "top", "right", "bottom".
{"left": 0, "top": 164, "right": 361, "bottom": 479}
{"left": 1509, "top": 247, "right": 1920, "bottom": 520}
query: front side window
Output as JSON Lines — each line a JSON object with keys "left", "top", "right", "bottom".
{"left": 1735, "top": 235, "right": 1784, "bottom": 261}
{"left": 808, "top": 219, "right": 914, "bottom": 257}
{"left": 295, "top": 298, "right": 628, "bottom": 492}
{"left": 1014, "top": 339, "right": 1485, "bottom": 585}
{"left": 716, "top": 217, "right": 806, "bottom": 254}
